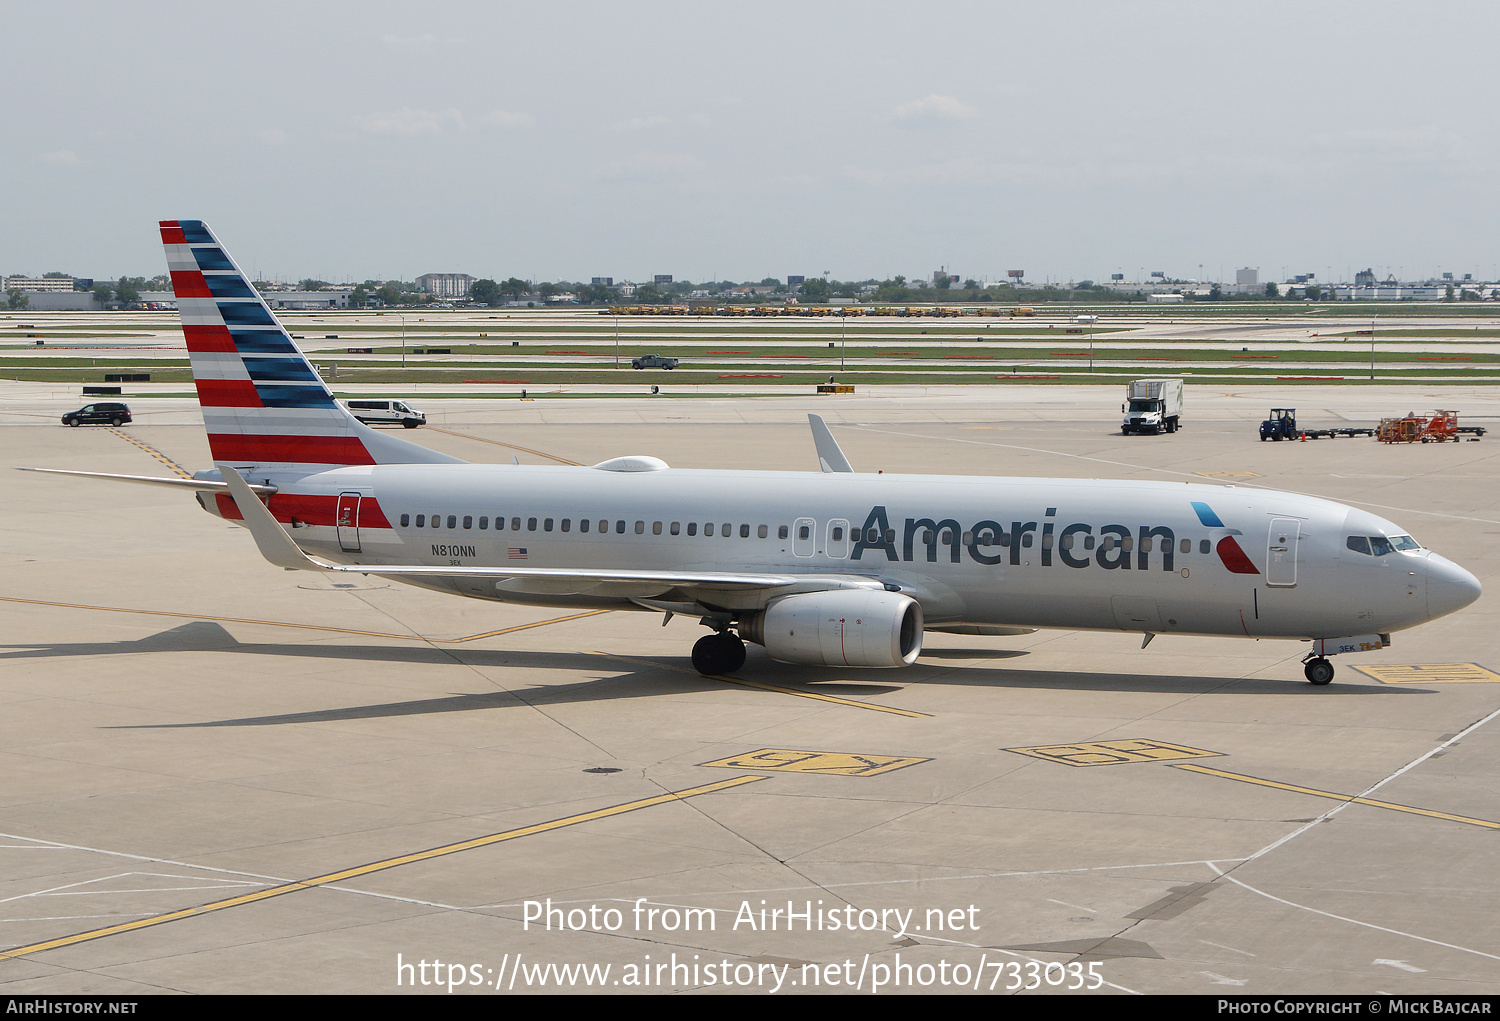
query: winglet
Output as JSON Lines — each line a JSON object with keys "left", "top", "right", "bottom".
{"left": 808, "top": 414, "right": 853, "bottom": 473}
{"left": 218, "top": 465, "right": 322, "bottom": 571}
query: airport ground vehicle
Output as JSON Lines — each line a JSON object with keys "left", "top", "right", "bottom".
{"left": 24, "top": 220, "right": 1482, "bottom": 687}
{"left": 631, "top": 354, "right": 679, "bottom": 369}
{"left": 1261, "top": 408, "right": 1299, "bottom": 441}
{"left": 1260, "top": 409, "right": 1376, "bottom": 441}
{"left": 1009, "top": 306, "right": 1035, "bottom": 316}
{"left": 343, "top": 400, "right": 426, "bottom": 429}
{"left": 1121, "top": 379, "right": 1183, "bottom": 435}
{"left": 61, "top": 403, "right": 131, "bottom": 427}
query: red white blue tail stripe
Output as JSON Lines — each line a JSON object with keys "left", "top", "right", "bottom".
{"left": 160, "top": 219, "right": 459, "bottom": 471}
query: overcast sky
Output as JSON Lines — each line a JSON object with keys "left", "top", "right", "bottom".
{"left": 5, "top": 1, "right": 1497, "bottom": 285}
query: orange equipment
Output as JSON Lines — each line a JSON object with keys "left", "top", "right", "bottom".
{"left": 1376, "top": 409, "right": 1462, "bottom": 443}
{"left": 1423, "top": 409, "right": 1459, "bottom": 442}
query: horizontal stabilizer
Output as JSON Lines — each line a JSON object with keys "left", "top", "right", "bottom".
{"left": 17, "top": 466, "right": 276, "bottom": 495}
{"left": 219, "top": 464, "right": 316, "bottom": 569}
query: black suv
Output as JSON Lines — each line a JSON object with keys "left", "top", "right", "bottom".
{"left": 62, "top": 402, "right": 131, "bottom": 427}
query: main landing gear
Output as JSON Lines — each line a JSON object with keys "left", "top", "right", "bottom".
{"left": 1302, "top": 656, "right": 1335, "bottom": 685}
{"left": 692, "top": 631, "right": 746, "bottom": 675}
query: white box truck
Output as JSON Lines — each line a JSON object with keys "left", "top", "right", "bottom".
{"left": 1121, "top": 378, "right": 1183, "bottom": 435}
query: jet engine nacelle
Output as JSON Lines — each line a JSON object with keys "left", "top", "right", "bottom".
{"left": 741, "top": 590, "right": 924, "bottom": 668}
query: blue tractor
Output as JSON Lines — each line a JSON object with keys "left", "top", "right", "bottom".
{"left": 1260, "top": 408, "right": 1298, "bottom": 441}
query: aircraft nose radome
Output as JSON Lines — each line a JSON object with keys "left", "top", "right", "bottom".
{"left": 1426, "top": 554, "right": 1482, "bottom": 620}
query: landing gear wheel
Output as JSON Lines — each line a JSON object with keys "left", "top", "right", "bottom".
{"left": 722, "top": 633, "right": 746, "bottom": 672}
{"left": 691, "top": 632, "right": 746, "bottom": 675}
{"left": 1303, "top": 657, "right": 1334, "bottom": 685}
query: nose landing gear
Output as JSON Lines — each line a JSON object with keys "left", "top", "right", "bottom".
{"left": 1302, "top": 656, "right": 1335, "bottom": 685}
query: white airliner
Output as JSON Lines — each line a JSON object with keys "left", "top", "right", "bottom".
{"left": 25, "top": 222, "right": 1483, "bottom": 684}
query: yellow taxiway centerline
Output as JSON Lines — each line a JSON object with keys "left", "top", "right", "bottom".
{"left": 1172, "top": 763, "right": 1500, "bottom": 829}
{"left": 106, "top": 427, "right": 193, "bottom": 478}
{"left": 0, "top": 775, "right": 765, "bottom": 961}
{"left": 591, "top": 651, "right": 931, "bottom": 718}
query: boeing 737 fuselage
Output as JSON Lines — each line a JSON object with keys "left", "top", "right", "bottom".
{"left": 202, "top": 459, "right": 1481, "bottom": 682}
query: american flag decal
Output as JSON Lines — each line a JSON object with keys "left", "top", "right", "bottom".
{"left": 508, "top": 547, "right": 528, "bottom": 560}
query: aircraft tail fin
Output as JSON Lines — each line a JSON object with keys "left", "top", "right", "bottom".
{"left": 159, "top": 219, "right": 462, "bottom": 471}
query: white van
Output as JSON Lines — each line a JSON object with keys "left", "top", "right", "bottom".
{"left": 343, "top": 399, "right": 426, "bottom": 429}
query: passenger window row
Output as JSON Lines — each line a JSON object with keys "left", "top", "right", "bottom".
{"left": 398, "top": 513, "right": 787, "bottom": 540}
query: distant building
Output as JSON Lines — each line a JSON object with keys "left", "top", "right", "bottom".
{"left": 1235, "top": 268, "right": 1258, "bottom": 288}
{"left": 1332, "top": 284, "right": 1446, "bottom": 301}
{"left": 591, "top": 277, "right": 614, "bottom": 287}
{"left": 262, "top": 289, "right": 354, "bottom": 310}
{"left": 653, "top": 275, "right": 673, "bottom": 286}
{"left": 4, "top": 276, "right": 74, "bottom": 292}
{"left": 1146, "top": 293, "right": 1185, "bottom": 304}
{"left": 1099, "top": 280, "right": 1196, "bottom": 295}
{"left": 786, "top": 275, "right": 804, "bottom": 288}
{"left": 416, "top": 273, "right": 474, "bottom": 298}
{"left": 1354, "top": 268, "right": 1376, "bottom": 286}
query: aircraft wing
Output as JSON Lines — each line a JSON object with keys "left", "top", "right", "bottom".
{"left": 217, "top": 465, "right": 873, "bottom": 600}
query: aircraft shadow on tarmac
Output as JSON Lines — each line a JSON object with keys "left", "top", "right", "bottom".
{"left": 0, "top": 620, "right": 1430, "bottom": 729}
{"left": 916, "top": 648, "right": 1031, "bottom": 660}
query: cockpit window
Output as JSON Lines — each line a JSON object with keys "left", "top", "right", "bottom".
{"left": 1351, "top": 534, "right": 1422, "bottom": 557}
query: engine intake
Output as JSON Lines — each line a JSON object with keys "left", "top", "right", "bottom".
{"left": 741, "top": 590, "right": 923, "bottom": 668}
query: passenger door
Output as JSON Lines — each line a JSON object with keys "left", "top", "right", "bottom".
{"left": 1266, "top": 518, "right": 1299, "bottom": 587}
{"left": 337, "top": 492, "right": 362, "bottom": 552}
